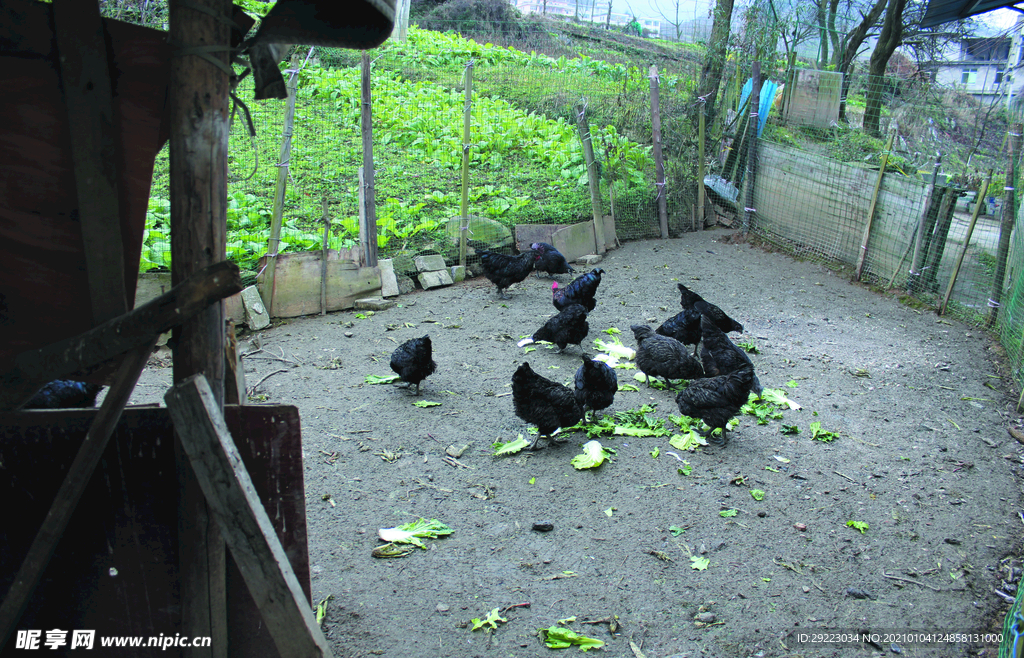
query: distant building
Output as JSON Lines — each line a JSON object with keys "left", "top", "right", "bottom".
{"left": 923, "top": 24, "right": 1024, "bottom": 105}
{"left": 514, "top": 0, "right": 659, "bottom": 36}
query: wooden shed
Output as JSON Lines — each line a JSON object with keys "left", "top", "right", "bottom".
{"left": 0, "top": 1, "right": 393, "bottom": 656}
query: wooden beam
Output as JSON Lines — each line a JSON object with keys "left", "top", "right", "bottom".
{"left": 0, "top": 339, "right": 156, "bottom": 648}
{"left": 575, "top": 101, "right": 606, "bottom": 254}
{"left": 165, "top": 375, "right": 334, "bottom": 658}
{"left": 855, "top": 128, "right": 896, "bottom": 281}
{"left": 0, "top": 261, "right": 242, "bottom": 411}
{"left": 360, "top": 52, "right": 379, "bottom": 267}
{"left": 742, "top": 62, "right": 761, "bottom": 233}
{"left": 51, "top": 0, "right": 127, "bottom": 326}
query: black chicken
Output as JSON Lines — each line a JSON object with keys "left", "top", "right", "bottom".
{"left": 531, "top": 242, "right": 575, "bottom": 278}
{"left": 699, "top": 315, "right": 763, "bottom": 397}
{"left": 677, "top": 283, "right": 743, "bottom": 334}
{"left": 518, "top": 304, "right": 589, "bottom": 353}
{"left": 675, "top": 364, "right": 755, "bottom": 447}
{"left": 23, "top": 380, "right": 102, "bottom": 409}
{"left": 630, "top": 324, "right": 703, "bottom": 388}
{"left": 390, "top": 335, "right": 436, "bottom": 395}
{"left": 552, "top": 268, "right": 604, "bottom": 312}
{"left": 574, "top": 355, "right": 617, "bottom": 422}
{"left": 656, "top": 306, "right": 704, "bottom": 356}
{"left": 512, "top": 362, "right": 584, "bottom": 450}
{"left": 477, "top": 249, "right": 535, "bottom": 299}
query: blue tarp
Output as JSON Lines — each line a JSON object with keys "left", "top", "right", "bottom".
{"left": 737, "top": 78, "right": 780, "bottom": 137}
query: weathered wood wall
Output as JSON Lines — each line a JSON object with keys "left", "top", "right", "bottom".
{"left": 752, "top": 142, "right": 926, "bottom": 284}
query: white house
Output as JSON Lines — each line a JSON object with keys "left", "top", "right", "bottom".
{"left": 514, "top": 0, "right": 660, "bottom": 36}
{"left": 924, "top": 19, "right": 1024, "bottom": 105}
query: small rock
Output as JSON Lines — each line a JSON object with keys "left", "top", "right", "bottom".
{"left": 944, "top": 538, "right": 962, "bottom": 545}
{"left": 355, "top": 297, "right": 395, "bottom": 311}
{"left": 532, "top": 521, "right": 554, "bottom": 532}
{"left": 577, "top": 254, "right": 603, "bottom": 266}
{"left": 846, "top": 587, "right": 874, "bottom": 599}
{"left": 890, "top": 643, "right": 902, "bottom": 654}
{"left": 757, "top": 511, "right": 767, "bottom": 518}
{"left": 802, "top": 586, "right": 810, "bottom": 593}
{"left": 344, "top": 331, "right": 354, "bottom": 338}
{"left": 414, "top": 254, "right": 447, "bottom": 272}
{"left": 693, "top": 612, "right": 716, "bottom": 624}
{"left": 794, "top": 523, "right": 807, "bottom": 531}
{"left": 436, "top": 604, "right": 450, "bottom": 613}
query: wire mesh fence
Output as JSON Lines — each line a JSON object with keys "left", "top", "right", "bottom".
{"left": 129, "top": 11, "right": 1024, "bottom": 398}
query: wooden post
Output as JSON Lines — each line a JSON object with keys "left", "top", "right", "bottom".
{"left": 649, "top": 65, "right": 669, "bottom": 239}
{"left": 855, "top": 128, "right": 896, "bottom": 281}
{"left": 940, "top": 170, "right": 991, "bottom": 315}
{"left": 320, "top": 198, "right": 330, "bottom": 316}
{"left": 922, "top": 187, "right": 958, "bottom": 292}
{"left": 169, "top": 0, "right": 233, "bottom": 653}
{"left": 262, "top": 56, "right": 300, "bottom": 317}
{"left": 742, "top": 62, "right": 761, "bottom": 233}
{"left": 987, "top": 124, "right": 1020, "bottom": 328}
{"left": 780, "top": 51, "right": 797, "bottom": 119}
{"left": 909, "top": 153, "right": 942, "bottom": 293}
{"left": 696, "top": 100, "right": 706, "bottom": 231}
{"left": 360, "top": 52, "right": 378, "bottom": 267}
{"left": 575, "top": 100, "right": 607, "bottom": 254}
{"left": 459, "top": 61, "right": 473, "bottom": 268}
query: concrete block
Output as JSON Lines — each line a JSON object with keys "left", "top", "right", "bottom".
{"left": 577, "top": 254, "right": 604, "bottom": 266}
{"left": 379, "top": 258, "right": 400, "bottom": 297}
{"left": 240, "top": 285, "right": 271, "bottom": 330}
{"left": 514, "top": 224, "right": 559, "bottom": 253}
{"left": 552, "top": 220, "right": 598, "bottom": 263}
{"left": 602, "top": 215, "right": 618, "bottom": 250}
{"left": 418, "top": 269, "right": 454, "bottom": 289}
{"left": 414, "top": 254, "right": 447, "bottom": 272}
{"left": 355, "top": 297, "right": 396, "bottom": 311}
{"left": 391, "top": 253, "right": 416, "bottom": 275}
{"left": 450, "top": 265, "right": 466, "bottom": 283}
{"left": 397, "top": 275, "right": 416, "bottom": 294}
{"left": 446, "top": 215, "right": 513, "bottom": 248}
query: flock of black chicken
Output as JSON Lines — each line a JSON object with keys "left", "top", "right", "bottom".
{"left": 389, "top": 243, "right": 761, "bottom": 451}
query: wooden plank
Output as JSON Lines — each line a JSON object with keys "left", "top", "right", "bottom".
{"left": 360, "top": 52, "right": 379, "bottom": 267}
{"left": 0, "top": 339, "right": 156, "bottom": 648}
{"left": 225, "top": 320, "right": 245, "bottom": 406}
{"left": 261, "top": 251, "right": 381, "bottom": 318}
{"left": 164, "top": 376, "right": 333, "bottom": 658}
{"left": 51, "top": 0, "right": 127, "bottom": 325}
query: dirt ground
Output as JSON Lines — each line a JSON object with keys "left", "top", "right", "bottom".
{"left": 131, "top": 229, "right": 1024, "bottom": 658}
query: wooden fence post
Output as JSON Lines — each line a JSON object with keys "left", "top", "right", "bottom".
{"left": 320, "top": 198, "right": 329, "bottom": 316}
{"left": 742, "top": 62, "right": 761, "bottom": 233}
{"left": 988, "top": 124, "right": 1021, "bottom": 328}
{"left": 263, "top": 55, "right": 300, "bottom": 316}
{"left": 459, "top": 60, "right": 473, "bottom": 267}
{"left": 649, "top": 65, "right": 668, "bottom": 239}
{"left": 696, "top": 100, "right": 706, "bottom": 231}
{"left": 940, "top": 170, "right": 991, "bottom": 315}
{"left": 575, "top": 100, "right": 607, "bottom": 254}
{"left": 855, "top": 128, "right": 896, "bottom": 281}
{"left": 360, "top": 51, "right": 378, "bottom": 268}
{"left": 909, "top": 153, "right": 942, "bottom": 293}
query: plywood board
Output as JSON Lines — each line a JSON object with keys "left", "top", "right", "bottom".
{"left": 782, "top": 69, "right": 842, "bottom": 129}
{"left": 257, "top": 250, "right": 381, "bottom": 318}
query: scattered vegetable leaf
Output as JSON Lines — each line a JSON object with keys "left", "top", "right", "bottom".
{"left": 785, "top": 380, "right": 799, "bottom": 388}
{"left": 602, "top": 327, "right": 621, "bottom": 335}
{"left": 781, "top": 424, "right": 801, "bottom": 435}
{"left": 528, "top": 476, "right": 536, "bottom": 485}
{"left": 618, "top": 384, "right": 640, "bottom": 392}
{"left": 761, "top": 388, "right": 802, "bottom": 410}
{"left": 750, "top": 489, "right": 765, "bottom": 501}
{"left": 690, "top": 556, "right": 710, "bottom": 571}
{"left": 737, "top": 341, "right": 759, "bottom": 354}
{"left": 315, "top": 594, "right": 333, "bottom": 626}
{"left": 412, "top": 400, "right": 441, "bottom": 407}
{"left": 378, "top": 518, "right": 453, "bottom": 548}
{"left": 593, "top": 336, "right": 636, "bottom": 361}
{"left": 493, "top": 435, "right": 530, "bottom": 455}
{"left": 365, "top": 374, "right": 401, "bottom": 384}
{"left": 603, "top": 507, "right": 614, "bottom": 517}
{"left": 650, "top": 447, "right": 660, "bottom": 459}
{"left": 847, "top": 520, "right": 869, "bottom": 534}
{"left": 471, "top": 608, "right": 507, "bottom": 631}
{"left": 669, "top": 525, "right": 686, "bottom": 536}
{"left": 809, "top": 422, "right": 839, "bottom": 442}
{"left": 539, "top": 626, "right": 605, "bottom": 651}
{"left": 720, "top": 509, "right": 738, "bottom": 517}
{"left": 572, "top": 440, "right": 614, "bottom": 469}
{"left": 677, "top": 461, "right": 693, "bottom": 476}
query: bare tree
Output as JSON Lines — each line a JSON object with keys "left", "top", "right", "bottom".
{"left": 696, "top": 0, "right": 736, "bottom": 132}
{"left": 836, "top": 0, "right": 888, "bottom": 120}
{"left": 863, "top": 0, "right": 907, "bottom": 136}
{"left": 654, "top": 0, "right": 686, "bottom": 41}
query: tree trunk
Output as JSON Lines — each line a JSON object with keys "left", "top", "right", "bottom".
{"left": 827, "top": 0, "right": 841, "bottom": 68}
{"left": 837, "top": 0, "right": 887, "bottom": 122}
{"left": 696, "top": 0, "right": 735, "bottom": 134}
{"left": 817, "top": 0, "right": 828, "bottom": 68}
{"left": 863, "top": 0, "right": 906, "bottom": 137}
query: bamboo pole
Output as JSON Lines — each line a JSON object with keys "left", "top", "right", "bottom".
{"left": 575, "top": 100, "right": 606, "bottom": 253}
{"left": 649, "top": 65, "right": 668, "bottom": 239}
{"left": 987, "top": 124, "right": 1021, "bottom": 328}
{"left": 262, "top": 56, "right": 300, "bottom": 317}
{"left": 696, "top": 101, "right": 706, "bottom": 231}
{"left": 320, "top": 198, "right": 329, "bottom": 316}
{"left": 909, "top": 153, "right": 942, "bottom": 293}
{"left": 459, "top": 61, "right": 473, "bottom": 268}
{"left": 888, "top": 223, "right": 918, "bottom": 290}
{"left": 922, "top": 187, "right": 957, "bottom": 292}
{"left": 360, "top": 51, "right": 378, "bottom": 267}
{"left": 940, "top": 170, "right": 991, "bottom": 315}
{"left": 742, "top": 62, "right": 761, "bottom": 233}
{"left": 855, "top": 128, "right": 896, "bottom": 281}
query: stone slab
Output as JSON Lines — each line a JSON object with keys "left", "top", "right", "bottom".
{"left": 397, "top": 275, "right": 416, "bottom": 295}
{"left": 552, "top": 220, "right": 598, "bottom": 263}
{"left": 379, "top": 258, "right": 400, "bottom": 297}
{"left": 414, "top": 254, "right": 447, "bottom": 272}
{"left": 450, "top": 265, "right": 466, "bottom": 283}
{"left": 240, "top": 285, "right": 271, "bottom": 330}
{"left": 577, "top": 254, "right": 604, "bottom": 266}
{"left": 418, "top": 269, "right": 454, "bottom": 289}
{"left": 354, "top": 297, "right": 396, "bottom": 311}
